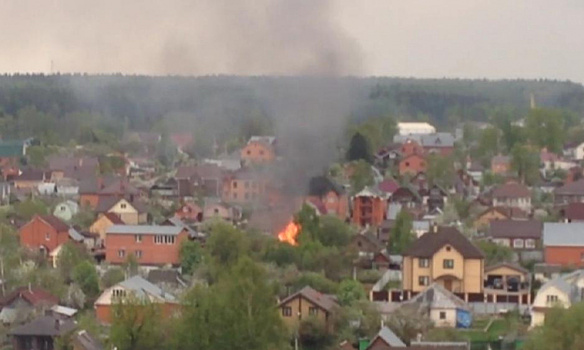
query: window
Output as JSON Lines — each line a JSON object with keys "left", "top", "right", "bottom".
{"left": 156, "top": 235, "right": 176, "bottom": 245}
{"left": 135, "top": 235, "right": 142, "bottom": 243}
{"left": 513, "top": 239, "right": 524, "bottom": 249}
{"left": 525, "top": 239, "right": 535, "bottom": 249}
{"left": 112, "top": 289, "right": 126, "bottom": 298}
{"left": 405, "top": 162, "right": 410, "bottom": 167}
{"left": 282, "top": 306, "right": 292, "bottom": 317}
{"left": 309, "top": 307, "right": 318, "bottom": 316}
{"left": 546, "top": 295, "right": 559, "bottom": 304}
{"left": 135, "top": 250, "right": 142, "bottom": 259}
{"left": 118, "top": 249, "right": 125, "bottom": 258}
{"left": 60, "top": 206, "right": 65, "bottom": 211}
{"left": 439, "top": 311, "right": 446, "bottom": 320}
{"left": 233, "top": 182, "right": 238, "bottom": 189}
{"left": 120, "top": 203, "right": 127, "bottom": 209}
{"left": 418, "top": 276, "right": 429, "bottom": 286}
{"left": 419, "top": 259, "right": 429, "bottom": 268}
{"left": 214, "top": 208, "right": 219, "bottom": 215}
{"left": 246, "top": 150, "right": 251, "bottom": 155}
{"left": 45, "top": 232, "right": 50, "bottom": 241}
{"left": 443, "top": 259, "right": 454, "bottom": 269}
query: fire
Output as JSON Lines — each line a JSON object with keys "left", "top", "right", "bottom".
{"left": 278, "top": 221, "right": 301, "bottom": 246}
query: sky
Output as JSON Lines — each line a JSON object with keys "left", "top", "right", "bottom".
{"left": 0, "top": 0, "right": 583, "bottom": 81}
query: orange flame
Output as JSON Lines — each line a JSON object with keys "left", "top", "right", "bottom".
{"left": 278, "top": 221, "right": 301, "bottom": 246}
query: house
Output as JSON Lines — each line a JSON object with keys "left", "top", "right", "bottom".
{"left": 530, "top": 270, "right": 584, "bottom": 328}
{"left": 543, "top": 223, "right": 584, "bottom": 266}
{"left": 399, "top": 154, "right": 427, "bottom": 176}
{"left": 9, "top": 315, "right": 77, "bottom": 350}
{"left": 0, "top": 138, "right": 31, "bottom": 165}
{"left": 364, "top": 327, "right": 406, "bottom": 349}
{"left": 19, "top": 215, "right": 82, "bottom": 255}
{"left": 554, "top": 179, "right": 584, "bottom": 206}
{"left": 352, "top": 187, "right": 387, "bottom": 227}
{"left": 0, "top": 287, "right": 59, "bottom": 324}
{"left": 162, "top": 217, "right": 205, "bottom": 241}
{"left": 95, "top": 197, "right": 147, "bottom": 225}
{"left": 350, "top": 230, "right": 385, "bottom": 257}
{"left": 174, "top": 202, "right": 203, "bottom": 222}
{"left": 374, "top": 143, "right": 402, "bottom": 169}
{"left": 491, "top": 155, "right": 511, "bottom": 175}
{"left": 149, "top": 178, "right": 179, "bottom": 199}
{"left": 484, "top": 263, "right": 531, "bottom": 304}
{"left": 397, "top": 122, "right": 436, "bottom": 136}
{"left": 488, "top": 220, "right": 542, "bottom": 250}
{"left": 47, "top": 155, "right": 99, "bottom": 182}
{"left": 94, "top": 275, "right": 178, "bottom": 324}
{"left": 306, "top": 176, "right": 349, "bottom": 220}
{"left": 240, "top": 136, "right": 276, "bottom": 164}
{"left": 78, "top": 176, "right": 140, "bottom": 209}
{"left": 402, "top": 225, "right": 484, "bottom": 297}
{"left": 278, "top": 286, "right": 338, "bottom": 332}
{"left": 400, "top": 283, "right": 471, "bottom": 328}
{"left": 378, "top": 178, "right": 400, "bottom": 197}
{"left": 421, "top": 185, "right": 448, "bottom": 211}
{"left": 400, "top": 139, "right": 424, "bottom": 157}
{"left": 89, "top": 213, "right": 125, "bottom": 246}
{"left": 564, "top": 141, "right": 584, "bottom": 161}
{"left": 560, "top": 202, "right": 584, "bottom": 222}
{"left": 14, "top": 169, "right": 48, "bottom": 189}
{"left": 390, "top": 186, "right": 422, "bottom": 209}
{"left": 533, "top": 263, "right": 562, "bottom": 283}
{"left": 53, "top": 200, "right": 79, "bottom": 222}
{"left": 105, "top": 225, "right": 188, "bottom": 265}
{"left": 394, "top": 133, "right": 456, "bottom": 156}
{"left": 222, "top": 169, "right": 270, "bottom": 204}
{"left": 491, "top": 183, "right": 531, "bottom": 212}
{"left": 175, "top": 164, "right": 225, "bottom": 198}
{"left": 146, "top": 269, "right": 188, "bottom": 290}
{"left": 203, "top": 200, "right": 240, "bottom": 222}
{"left": 473, "top": 207, "right": 528, "bottom": 230}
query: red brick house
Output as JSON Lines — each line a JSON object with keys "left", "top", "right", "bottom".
{"left": 105, "top": 225, "right": 188, "bottom": 265}
{"left": 240, "top": 136, "right": 276, "bottom": 165}
{"left": 488, "top": 220, "right": 542, "bottom": 250}
{"left": 352, "top": 187, "right": 387, "bottom": 227}
{"left": 19, "top": 215, "right": 78, "bottom": 254}
{"left": 399, "top": 154, "right": 427, "bottom": 176}
{"left": 174, "top": 202, "right": 203, "bottom": 222}
{"left": 306, "top": 176, "right": 349, "bottom": 220}
{"left": 400, "top": 139, "right": 424, "bottom": 157}
{"left": 543, "top": 223, "right": 584, "bottom": 267}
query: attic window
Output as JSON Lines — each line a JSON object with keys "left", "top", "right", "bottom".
{"left": 120, "top": 203, "right": 127, "bottom": 209}
{"left": 446, "top": 246, "right": 451, "bottom": 252}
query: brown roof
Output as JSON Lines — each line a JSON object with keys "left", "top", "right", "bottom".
{"left": 492, "top": 183, "right": 530, "bottom": 199}
{"left": 102, "top": 212, "right": 125, "bottom": 225}
{"left": 485, "top": 262, "right": 529, "bottom": 275}
{"left": 95, "top": 197, "right": 147, "bottom": 214}
{"left": 38, "top": 215, "right": 69, "bottom": 232}
{"left": 555, "top": 179, "right": 584, "bottom": 196}
{"left": 563, "top": 202, "right": 584, "bottom": 221}
{"left": 175, "top": 164, "right": 223, "bottom": 180}
{"left": 488, "top": 220, "right": 542, "bottom": 239}
{"left": 0, "top": 287, "right": 59, "bottom": 308}
{"left": 405, "top": 226, "right": 484, "bottom": 259}
{"left": 278, "top": 286, "right": 338, "bottom": 313}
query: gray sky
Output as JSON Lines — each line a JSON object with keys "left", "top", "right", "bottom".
{"left": 1, "top": 0, "right": 583, "bottom": 81}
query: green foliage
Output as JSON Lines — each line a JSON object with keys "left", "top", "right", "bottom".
{"left": 315, "top": 215, "right": 352, "bottom": 248}
{"left": 72, "top": 261, "right": 100, "bottom": 299}
{"left": 349, "top": 160, "right": 374, "bottom": 194}
{"left": 13, "top": 200, "right": 48, "bottom": 220}
{"left": 179, "top": 240, "right": 203, "bottom": 275}
{"left": 525, "top": 108, "right": 565, "bottom": 153}
{"left": 475, "top": 240, "right": 514, "bottom": 266}
{"left": 26, "top": 145, "right": 53, "bottom": 167}
{"left": 101, "top": 267, "right": 126, "bottom": 289}
{"left": 206, "top": 222, "right": 248, "bottom": 270}
{"left": 292, "top": 272, "right": 338, "bottom": 294}
{"left": 346, "top": 132, "right": 372, "bottom": 163}
{"left": 58, "top": 242, "right": 92, "bottom": 283}
{"left": 511, "top": 144, "right": 540, "bottom": 185}
{"left": 389, "top": 211, "right": 414, "bottom": 254}
{"left": 523, "top": 302, "right": 584, "bottom": 350}
{"left": 474, "top": 127, "right": 500, "bottom": 163}
{"left": 299, "top": 316, "right": 333, "bottom": 350}
{"left": 122, "top": 253, "right": 139, "bottom": 277}
{"left": 426, "top": 154, "right": 454, "bottom": 188}
{"left": 386, "top": 307, "right": 433, "bottom": 346}
{"left": 333, "top": 300, "right": 382, "bottom": 345}
{"left": 337, "top": 279, "right": 366, "bottom": 306}
{"left": 110, "top": 297, "right": 166, "bottom": 350}
{"left": 70, "top": 208, "right": 95, "bottom": 230}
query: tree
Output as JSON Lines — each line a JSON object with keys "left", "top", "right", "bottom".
{"left": 525, "top": 108, "right": 565, "bottom": 153}
{"left": 316, "top": 216, "right": 352, "bottom": 247}
{"left": 57, "top": 243, "right": 91, "bottom": 283}
{"left": 511, "top": 144, "right": 540, "bottom": 185}
{"left": 524, "top": 302, "right": 584, "bottom": 350}
{"left": 64, "top": 284, "right": 86, "bottom": 310}
{"left": 346, "top": 132, "right": 372, "bottom": 163}
{"left": 72, "top": 261, "right": 100, "bottom": 298}
{"left": 179, "top": 240, "right": 203, "bottom": 275}
{"left": 426, "top": 154, "right": 454, "bottom": 188}
{"left": 110, "top": 297, "right": 166, "bottom": 350}
{"left": 101, "top": 267, "right": 126, "bottom": 288}
{"left": 475, "top": 240, "right": 513, "bottom": 266}
{"left": 386, "top": 307, "right": 433, "bottom": 346}
{"left": 337, "top": 279, "right": 366, "bottom": 306}
{"left": 123, "top": 253, "right": 139, "bottom": 277}
{"left": 206, "top": 222, "right": 248, "bottom": 269}
{"left": 13, "top": 199, "right": 48, "bottom": 220}
{"left": 349, "top": 160, "right": 374, "bottom": 194}
{"left": 474, "top": 127, "right": 500, "bottom": 163}
{"left": 389, "top": 211, "right": 414, "bottom": 254}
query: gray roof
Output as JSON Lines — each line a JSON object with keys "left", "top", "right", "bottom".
{"left": 119, "top": 275, "right": 177, "bottom": 302}
{"left": 539, "top": 276, "right": 577, "bottom": 300}
{"left": 106, "top": 225, "right": 183, "bottom": 236}
{"left": 9, "top": 315, "right": 76, "bottom": 336}
{"left": 413, "top": 220, "right": 430, "bottom": 232}
{"left": 404, "top": 283, "right": 469, "bottom": 311}
{"left": 68, "top": 228, "right": 84, "bottom": 241}
{"left": 393, "top": 132, "right": 455, "bottom": 148}
{"left": 374, "top": 327, "right": 406, "bottom": 347}
{"left": 75, "top": 330, "right": 103, "bottom": 350}
{"left": 543, "top": 223, "right": 584, "bottom": 246}
{"left": 165, "top": 217, "right": 205, "bottom": 239}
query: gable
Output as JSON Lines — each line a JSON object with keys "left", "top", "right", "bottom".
{"left": 109, "top": 199, "right": 138, "bottom": 214}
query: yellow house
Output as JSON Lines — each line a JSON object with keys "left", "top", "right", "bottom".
{"left": 95, "top": 197, "right": 147, "bottom": 225}
{"left": 484, "top": 262, "right": 531, "bottom": 305}
{"left": 277, "top": 286, "right": 338, "bottom": 332}
{"left": 402, "top": 226, "right": 484, "bottom": 299}
{"left": 89, "top": 213, "right": 125, "bottom": 245}
{"left": 473, "top": 207, "right": 528, "bottom": 230}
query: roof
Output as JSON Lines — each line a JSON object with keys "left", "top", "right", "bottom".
{"left": 102, "top": 212, "right": 125, "bottom": 225}
{"left": 74, "top": 330, "right": 103, "bottom": 350}
{"left": 9, "top": 315, "right": 76, "bottom": 336}
{"left": 163, "top": 217, "right": 203, "bottom": 239}
{"left": 539, "top": 276, "right": 576, "bottom": 299}
{"left": 378, "top": 178, "right": 400, "bottom": 194}
{"left": 404, "top": 283, "right": 469, "bottom": 311}
{"left": 492, "top": 183, "right": 531, "bottom": 199}
{"left": 68, "top": 228, "right": 84, "bottom": 242}
{"left": 0, "top": 140, "right": 26, "bottom": 158}
{"left": 307, "top": 176, "right": 345, "bottom": 196}
{"left": 95, "top": 197, "right": 147, "bottom": 213}
{"left": 278, "top": 286, "right": 338, "bottom": 313}
{"left": 175, "top": 164, "right": 223, "bottom": 180}
{"left": 405, "top": 226, "right": 484, "bottom": 259}
{"left": 485, "top": 262, "right": 529, "bottom": 275}
{"left": 368, "top": 327, "right": 406, "bottom": 348}
{"left": 118, "top": 275, "right": 177, "bottom": 303}
{"left": 354, "top": 186, "right": 386, "bottom": 199}
{"left": 50, "top": 305, "right": 78, "bottom": 317}
{"left": 248, "top": 136, "right": 276, "bottom": 145}
{"left": 147, "top": 269, "right": 186, "bottom": 287}
{"left": 563, "top": 202, "right": 584, "bottom": 221}
{"left": 554, "top": 179, "right": 584, "bottom": 196}
{"left": 48, "top": 156, "right": 99, "bottom": 180}
{"left": 491, "top": 155, "right": 511, "bottom": 165}
{"left": 16, "top": 169, "right": 46, "bottom": 182}
{"left": 394, "top": 133, "right": 455, "bottom": 148}
{"left": 106, "top": 225, "right": 184, "bottom": 236}
{"left": 488, "top": 220, "right": 542, "bottom": 239}
{"left": 0, "top": 287, "right": 58, "bottom": 308}
{"left": 38, "top": 215, "right": 70, "bottom": 232}
{"left": 543, "top": 223, "right": 584, "bottom": 247}
{"left": 479, "top": 206, "right": 528, "bottom": 220}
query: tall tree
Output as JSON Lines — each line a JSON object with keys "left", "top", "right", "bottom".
{"left": 110, "top": 297, "right": 166, "bottom": 350}
{"left": 426, "top": 154, "right": 454, "bottom": 188}
{"left": 511, "top": 144, "right": 540, "bottom": 185}
{"left": 346, "top": 132, "right": 372, "bottom": 163}
{"left": 524, "top": 302, "right": 584, "bottom": 350}
{"left": 525, "top": 108, "right": 565, "bottom": 153}
{"left": 389, "top": 211, "right": 414, "bottom": 254}
{"left": 349, "top": 160, "right": 374, "bottom": 194}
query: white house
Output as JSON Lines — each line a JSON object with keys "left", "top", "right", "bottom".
{"left": 530, "top": 270, "right": 584, "bottom": 328}
{"left": 564, "top": 141, "right": 584, "bottom": 161}
{"left": 53, "top": 200, "right": 79, "bottom": 222}
{"left": 397, "top": 122, "right": 436, "bottom": 136}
